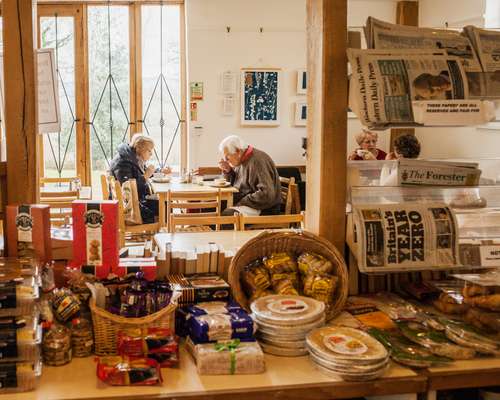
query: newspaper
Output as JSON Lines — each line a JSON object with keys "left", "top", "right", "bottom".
{"left": 396, "top": 160, "right": 481, "bottom": 186}
{"left": 366, "top": 17, "right": 482, "bottom": 73}
{"left": 463, "top": 26, "right": 500, "bottom": 99}
{"left": 353, "top": 203, "right": 459, "bottom": 272}
{"left": 348, "top": 49, "right": 468, "bottom": 126}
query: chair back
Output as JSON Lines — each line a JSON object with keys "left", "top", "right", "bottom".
{"left": 39, "top": 177, "right": 80, "bottom": 227}
{"left": 170, "top": 214, "right": 239, "bottom": 233}
{"left": 110, "top": 177, "right": 159, "bottom": 247}
{"left": 167, "top": 190, "right": 221, "bottom": 231}
{"left": 239, "top": 212, "right": 305, "bottom": 231}
{"left": 279, "top": 176, "right": 301, "bottom": 215}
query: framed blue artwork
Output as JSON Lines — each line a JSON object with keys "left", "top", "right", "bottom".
{"left": 241, "top": 68, "right": 281, "bottom": 126}
{"left": 295, "top": 100, "right": 307, "bottom": 126}
{"left": 297, "top": 69, "right": 307, "bottom": 95}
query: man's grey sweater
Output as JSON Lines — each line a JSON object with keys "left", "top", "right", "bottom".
{"left": 224, "top": 147, "right": 281, "bottom": 211}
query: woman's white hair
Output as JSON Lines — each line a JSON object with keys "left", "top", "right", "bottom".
{"left": 219, "top": 135, "right": 247, "bottom": 154}
{"left": 130, "top": 133, "right": 155, "bottom": 150}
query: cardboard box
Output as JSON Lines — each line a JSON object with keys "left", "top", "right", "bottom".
{"left": 71, "top": 201, "right": 118, "bottom": 279}
{"left": 6, "top": 204, "right": 52, "bottom": 262}
{"left": 167, "top": 274, "right": 231, "bottom": 305}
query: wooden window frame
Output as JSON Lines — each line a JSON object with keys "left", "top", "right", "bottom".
{"left": 35, "top": 1, "right": 187, "bottom": 187}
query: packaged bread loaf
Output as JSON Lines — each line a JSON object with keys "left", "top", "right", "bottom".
{"left": 0, "top": 361, "right": 42, "bottom": 393}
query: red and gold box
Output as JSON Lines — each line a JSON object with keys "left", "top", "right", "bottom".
{"left": 71, "top": 200, "right": 119, "bottom": 279}
{"left": 6, "top": 204, "right": 52, "bottom": 262}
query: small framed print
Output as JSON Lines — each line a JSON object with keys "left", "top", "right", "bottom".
{"left": 296, "top": 69, "right": 307, "bottom": 95}
{"left": 294, "top": 101, "right": 307, "bottom": 126}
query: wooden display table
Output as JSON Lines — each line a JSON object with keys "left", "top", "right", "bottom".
{"left": 426, "top": 358, "right": 500, "bottom": 391}
{"left": 8, "top": 347, "right": 425, "bottom": 400}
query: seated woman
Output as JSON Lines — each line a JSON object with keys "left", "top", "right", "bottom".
{"left": 380, "top": 134, "right": 421, "bottom": 186}
{"left": 348, "top": 130, "right": 387, "bottom": 161}
{"left": 109, "top": 134, "right": 170, "bottom": 223}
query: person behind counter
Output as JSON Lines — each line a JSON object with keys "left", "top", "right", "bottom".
{"left": 218, "top": 135, "right": 281, "bottom": 216}
{"left": 109, "top": 133, "right": 171, "bottom": 223}
{"left": 380, "top": 134, "right": 421, "bottom": 186}
{"left": 348, "top": 130, "right": 387, "bottom": 161}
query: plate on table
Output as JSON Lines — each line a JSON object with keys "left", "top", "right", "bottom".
{"left": 151, "top": 176, "right": 171, "bottom": 183}
{"left": 208, "top": 181, "right": 231, "bottom": 188}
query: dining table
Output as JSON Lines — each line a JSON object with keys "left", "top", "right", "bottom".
{"left": 151, "top": 178, "right": 238, "bottom": 228}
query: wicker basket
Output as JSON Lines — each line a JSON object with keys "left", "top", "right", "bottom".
{"left": 90, "top": 293, "right": 179, "bottom": 355}
{"left": 228, "top": 230, "right": 348, "bottom": 320}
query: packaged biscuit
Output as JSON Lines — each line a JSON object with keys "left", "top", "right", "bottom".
{"left": 117, "top": 328, "right": 178, "bottom": 367}
{"left": 6, "top": 204, "right": 52, "bottom": 262}
{"left": 72, "top": 201, "right": 119, "bottom": 279}
{"left": 297, "top": 253, "right": 333, "bottom": 276}
{"left": 0, "top": 361, "right": 42, "bottom": 393}
{"left": 302, "top": 275, "right": 337, "bottom": 304}
{"left": 241, "top": 260, "right": 271, "bottom": 297}
{"left": 189, "top": 311, "right": 255, "bottom": 344}
{"left": 96, "top": 356, "right": 162, "bottom": 385}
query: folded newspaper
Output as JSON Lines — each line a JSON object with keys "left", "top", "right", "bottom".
{"left": 352, "top": 203, "right": 459, "bottom": 272}
{"left": 395, "top": 160, "right": 481, "bottom": 186}
{"left": 348, "top": 48, "right": 469, "bottom": 126}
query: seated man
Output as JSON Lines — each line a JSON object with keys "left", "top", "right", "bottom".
{"left": 218, "top": 135, "right": 281, "bottom": 216}
{"left": 109, "top": 133, "right": 170, "bottom": 223}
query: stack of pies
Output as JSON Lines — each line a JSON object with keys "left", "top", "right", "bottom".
{"left": 306, "top": 326, "right": 389, "bottom": 381}
{"left": 250, "top": 295, "right": 325, "bottom": 356}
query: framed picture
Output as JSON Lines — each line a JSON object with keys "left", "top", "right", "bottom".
{"left": 294, "top": 101, "right": 307, "bottom": 126}
{"left": 296, "top": 69, "right": 307, "bottom": 95}
{"left": 241, "top": 68, "right": 280, "bottom": 126}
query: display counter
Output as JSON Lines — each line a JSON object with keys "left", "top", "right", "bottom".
{"left": 8, "top": 346, "right": 425, "bottom": 400}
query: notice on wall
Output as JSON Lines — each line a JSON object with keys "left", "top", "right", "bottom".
{"left": 37, "top": 49, "right": 61, "bottom": 134}
{"left": 222, "top": 95, "right": 234, "bottom": 116}
{"left": 190, "top": 102, "right": 198, "bottom": 121}
{"left": 221, "top": 71, "right": 237, "bottom": 94}
{"left": 190, "top": 82, "right": 204, "bottom": 101}
{"left": 0, "top": 49, "right": 61, "bottom": 135}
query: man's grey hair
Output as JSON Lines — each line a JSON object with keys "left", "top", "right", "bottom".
{"left": 219, "top": 135, "right": 247, "bottom": 154}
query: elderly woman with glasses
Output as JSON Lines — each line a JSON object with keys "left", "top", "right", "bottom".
{"left": 218, "top": 135, "right": 281, "bottom": 216}
{"left": 109, "top": 133, "right": 171, "bottom": 223}
{"left": 348, "top": 130, "right": 387, "bottom": 161}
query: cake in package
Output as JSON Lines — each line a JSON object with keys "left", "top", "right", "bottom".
{"left": 72, "top": 201, "right": 119, "bottom": 279}
{"left": 263, "top": 253, "right": 299, "bottom": 295}
{"left": 6, "top": 204, "right": 52, "bottom": 262}
{"left": 96, "top": 356, "right": 162, "bottom": 385}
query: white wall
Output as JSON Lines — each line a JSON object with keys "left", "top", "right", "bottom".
{"left": 186, "top": 0, "right": 307, "bottom": 168}
{"left": 186, "top": 0, "right": 399, "bottom": 168}
{"left": 419, "top": 0, "right": 486, "bottom": 28}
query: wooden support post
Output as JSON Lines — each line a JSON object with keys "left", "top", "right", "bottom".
{"left": 3, "top": 0, "right": 38, "bottom": 204}
{"left": 305, "top": 0, "right": 347, "bottom": 253}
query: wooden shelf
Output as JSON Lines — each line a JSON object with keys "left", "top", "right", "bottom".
{"left": 426, "top": 358, "right": 500, "bottom": 391}
{"left": 8, "top": 347, "right": 425, "bottom": 400}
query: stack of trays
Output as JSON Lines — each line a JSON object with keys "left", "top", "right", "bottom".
{"left": 306, "top": 327, "right": 389, "bottom": 381}
{"left": 251, "top": 295, "right": 325, "bottom": 356}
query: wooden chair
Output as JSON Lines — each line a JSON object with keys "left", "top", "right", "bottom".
{"left": 239, "top": 212, "right": 305, "bottom": 231}
{"left": 39, "top": 177, "right": 80, "bottom": 227}
{"left": 108, "top": 177, "right": 159, "bottom": 248}
{"left": 170, "top": 215, "right": 239, "bottom": 232}
{"left": 166, "top": 190, "right": 221, "bottom": 232}
{"left": 279, "top": 176, "right": 301, "bottom": 214}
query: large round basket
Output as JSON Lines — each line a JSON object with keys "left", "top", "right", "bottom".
{"left": 90, "top": 294, "right": 178, "bottom": 355}
{"left": 228, "top": 230, "right": 348, "bottom": 320}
